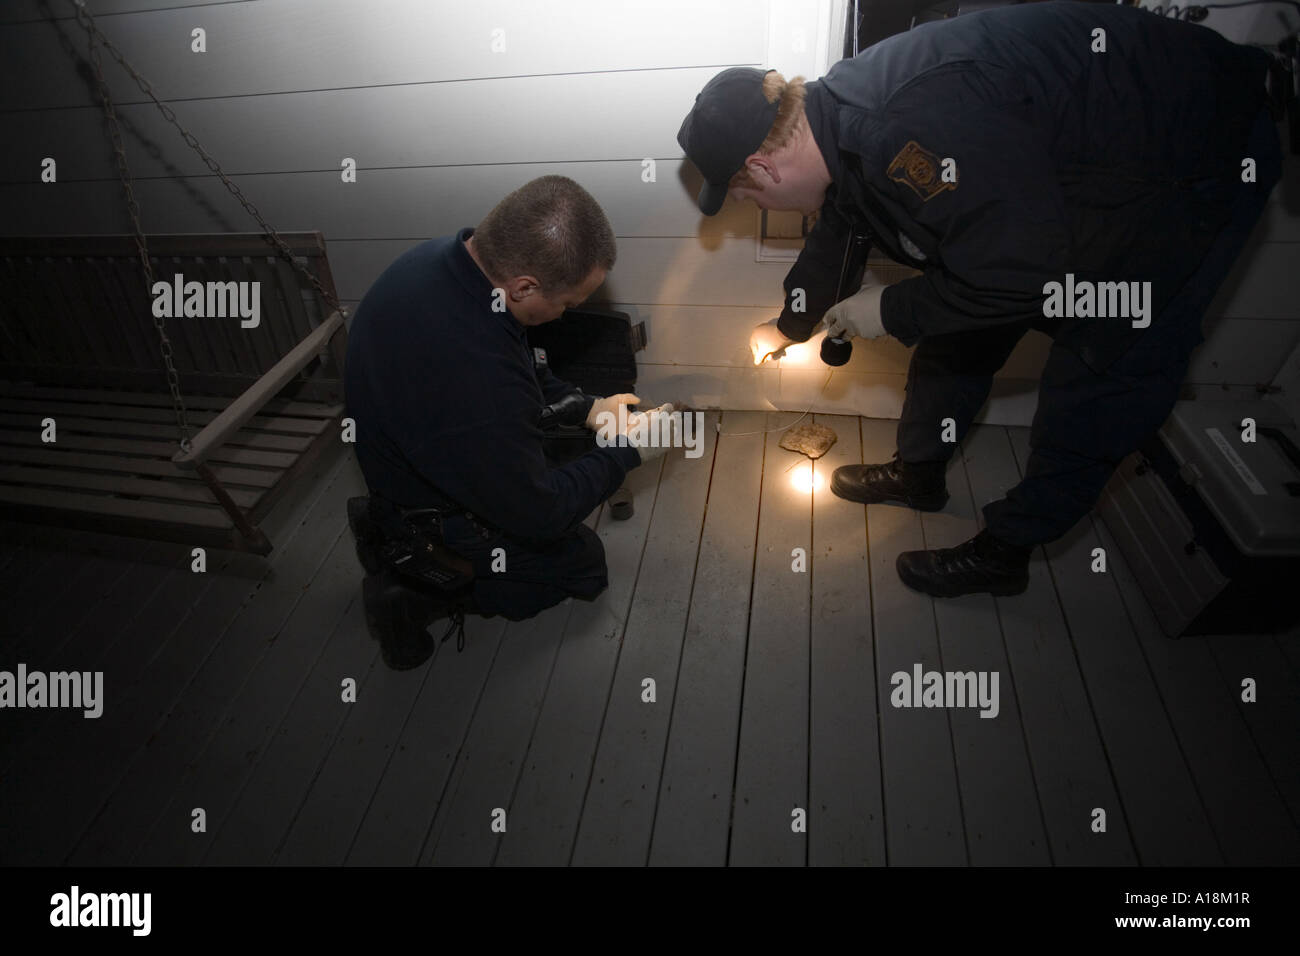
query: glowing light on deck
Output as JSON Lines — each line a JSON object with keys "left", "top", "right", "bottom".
{"left": 791, "top": 462, "right": 823, "bottom": 494}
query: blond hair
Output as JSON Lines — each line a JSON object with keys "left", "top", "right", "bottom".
{"left": 728, "top": 72, "right": 808, "bottom": 190}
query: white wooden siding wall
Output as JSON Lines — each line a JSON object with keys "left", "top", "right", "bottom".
{"left": 0, "top": 0, "right": 1295, "bottom": 424}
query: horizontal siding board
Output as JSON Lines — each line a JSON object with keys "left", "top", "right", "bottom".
{"left": 0, "top": 69, "right": 750, "bottom": 180}
{"left": 324, "top": 236, "right": 787, "bottom": 305}
{"left": 0, "top": 0, "right": 766, "bottom": 111}
{"left": 0, "top": 163, "right": 752, "bottom": 244}
{"left": 314, "top": 237, "right": 1300, "bottom": 320}
{"left": 0, "top": 0, "right": 223, "bottom": 24}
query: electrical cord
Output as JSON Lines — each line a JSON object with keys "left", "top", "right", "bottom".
{"left": 715, "top": 366, "right": 836, "bottom": 437}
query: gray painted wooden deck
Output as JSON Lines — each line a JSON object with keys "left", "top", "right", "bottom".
{"left": 1, "top": 412, "right": 1297, "bottom": 866}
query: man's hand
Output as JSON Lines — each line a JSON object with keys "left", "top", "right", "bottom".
{"left": 750, "top": 318, "right": 797, "bottom": 365}
{"left": 824, "top": 270, "right": 888, "bottom": 342}
{"left": 627, "top": 404, "right": 679, "bottom": 464}
{"left": 585, "top": 393, "right": 641, "bottom": 430}
{"left": 539, "top": 391, "right": 592, "bottom": 429}
{"left": 594, "top": 402, "right": 678, "bottom": 463}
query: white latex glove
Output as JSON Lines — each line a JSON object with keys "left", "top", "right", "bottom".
{"left": 585, "top": 392, "right": 640, "bottom": 430}
{"left": 750, "top": 318, "right": 796, "bottom": 365}
{"left": 823, "top": 270, "right": 888, "bottom": 342}
{"left": 592, "top": 402, "right": 678, "bottom": 462}
{"left": 629, "top": 406, "right": 680, "bottom": 463}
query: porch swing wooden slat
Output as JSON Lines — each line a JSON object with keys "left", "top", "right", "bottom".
{"left": 0, "top": 231, "right": 348, "bottom": 555}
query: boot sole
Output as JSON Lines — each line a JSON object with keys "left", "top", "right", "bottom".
{"left": 362, "top": 573, "right": 441, "bottom": 670}
{"left": 895, "top": 559, "right": 1029, "bottom": 598}
{"left": 830, "top": 471, "right": 949, "bottom": 511}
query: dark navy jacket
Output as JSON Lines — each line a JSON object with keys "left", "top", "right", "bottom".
{"left": 344, "top": 228, "right": 640, "bottom": 541}
{"left": 776, "top": 1, "right": 1275, "bottom": 369}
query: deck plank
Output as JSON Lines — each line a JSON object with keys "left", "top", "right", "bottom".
{"left": 920, "top": 427, "right": 1050, "bottom": 864}
{"left": 1276, "top": 625, "right": 1300, "bottom": 681}
{"left": 420, "top": 510, "right": 602, "bottom": 866}
{"left": 3, "top": 409, "right": 1296, "bottom": 866}
{"left": 0, "top": 528, "right": 74, "bottom": 633}
{"left": 1005, "top": 428, "right": 1221, "bottom": 864}
{"left": 272, "top": 609, "right": 438, "bottom": 867}
{"left": 0, "top": 538, "right": 179, "bottom": 773}
{"left": 0, "top": 444, "right": 349, "bottom": 865}
{"left": 1092, "top": 513, "right": 1300, "bottom": 864}
{"left": 4, "top": 531, "right": 152, "bottom": 664}
{"left": 59, "top": 451, "right": 357, "bottom": 865}
{"left": 571, "top": 412, "right": 719, "bottom": 866}
{"left": 131, "top": 517, "right": 369, "bottom": 865}
{"left": 421, "top": 604, "right": 575, "bottom": 865}
{"left": 0, "top": 558, "right": 233, "bottom": 862}
{"left": 648, "top": 410, "right": 765, "bottom": 865}
{"left": 807, "top": 413, "right": 886, "bottom": 866}
{"left": 1202, "top": 632, "right": 1300, "bottom": 834}
{"left": 728, "top": 411, "right": 813, "bottom": 866}
{"left": 203, "top": 588, "right": 380, "bottom": 864}
{"left": 496, "top": 460, "right": 665, "bottom": 865}
{"left": 344, "top": 616, "right": 510, "bottom": 866}
{"left": 0, "top": 519, "right": 43, "bottom": 575}
{"left": 861, "top": 417, "right": 967, "bottom": 865}
{"left": 963, "top": 424, "right": 1135, "bottom": 864}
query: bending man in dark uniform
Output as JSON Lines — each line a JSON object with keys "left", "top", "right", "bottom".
{"left": 345, "top": 175, "right": 667, "bottom": 668}
{"left": 678, "top": 1, "right": 1282, "bottom": 598}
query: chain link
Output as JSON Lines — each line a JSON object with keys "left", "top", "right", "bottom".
{"left": 75, "top": 2, "right": 193, "bottom": 451}
{"left": 72, "top": 1, "right": 342, "bottom": 314}
{"left": 70, "top": 0, "right": 346, "bottom": 450}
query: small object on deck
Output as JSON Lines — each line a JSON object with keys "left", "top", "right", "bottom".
{"left": 779, "top": 422, "right": 838, "bottom": 459}
{"left": 610, "top": 485, "right": 634, "bottom": 521}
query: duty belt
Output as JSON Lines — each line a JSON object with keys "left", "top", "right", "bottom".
{"left": 370, "top": 491, "right": 496, "bottom": 541}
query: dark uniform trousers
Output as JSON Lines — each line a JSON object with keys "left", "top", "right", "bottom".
{"left": 895, "top": 108, "right": 1283, "bottom": 550}
{"left": 368, "top": 426, "right": 612, "bottom": 623}
{"left": 436, "top": 511, "right": 608, "bottom": 621}
{"left": 429, "top": 428, "right": 613, "bottom": 621}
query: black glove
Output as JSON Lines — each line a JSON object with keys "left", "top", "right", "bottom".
{"left": 538, "top": 391, "right": 594, "bottom": 430}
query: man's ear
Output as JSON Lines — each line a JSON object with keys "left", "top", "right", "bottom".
{"left": 507, "top": 275, "right": 542, "bottom": 301}
{"left": 746, "top": 154, "right": 781, "bottom": 186}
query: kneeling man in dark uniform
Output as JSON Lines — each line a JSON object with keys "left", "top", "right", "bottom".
{"left": 344, "top": 175, "right": 666, "bottom": 668}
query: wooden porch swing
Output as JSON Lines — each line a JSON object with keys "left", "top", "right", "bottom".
{"left": 0, "top": 3, "right": 347, "bottom": 556}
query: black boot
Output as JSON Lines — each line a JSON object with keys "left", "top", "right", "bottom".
{"left": 895, "top": 528, "right": 1032, "bottom": 598}
{"left": 830, "top": 451, "right": 949, "bottom": 511}
{"left": 347, "top": 497, "right": 383, "bottom": 575}
{"left": 362, "top": 570, "right": 471, "bottom": 670}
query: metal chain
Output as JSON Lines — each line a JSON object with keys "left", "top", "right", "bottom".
{"left": 74, "top": 2, "right": 193, "bottom": 451}
{"left": 70, "top": 0, "right": 341, "bottom": 315}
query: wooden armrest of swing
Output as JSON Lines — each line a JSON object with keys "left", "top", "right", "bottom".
{"left": 172, "top": 310, "right": 346, "bottom": 470}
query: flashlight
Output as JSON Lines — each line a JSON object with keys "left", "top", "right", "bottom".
{"left": 819, "top": 334, "right": 853, "bottom": 366}
{"left": 819, "top": 228, "right": 871, "bottom": 367}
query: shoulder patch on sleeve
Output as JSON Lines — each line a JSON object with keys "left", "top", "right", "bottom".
{"left": 887, "top": 140, "right": 956, "bottom": 202}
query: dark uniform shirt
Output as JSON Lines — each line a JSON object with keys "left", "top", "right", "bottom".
{"left": 776, "top": 1, "right": 1273, "bottom": 371}
{"left": 344, "top": 228, "right": 640, "bottom": 541}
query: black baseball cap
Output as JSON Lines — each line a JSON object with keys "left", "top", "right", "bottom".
{"left": 677, "top": 67, "right": 781, "bottom": 216}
